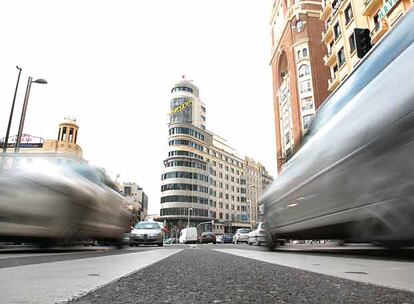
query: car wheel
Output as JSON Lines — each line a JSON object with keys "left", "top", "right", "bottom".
{"left": 158, "top": 243, "right": 163, "bottom": 247}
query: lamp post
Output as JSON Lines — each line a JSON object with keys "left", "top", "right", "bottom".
{"left": 249, "top": 184, "right": 259, "bottom": 225}
{"left": 187, "top": 207, "right": 193, "bottom": 228}
{"left": 3, "top": 66, "right": 22, "bottom": 153}
{"left": 14, "top": 76, "right": 47, "bottom": 154}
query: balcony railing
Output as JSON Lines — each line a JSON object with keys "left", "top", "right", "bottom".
{"left": 322, "top": 26, "right": 333, "bottom": 43}
{"left": 320, "top": 0, "right": 332, "bottom": 21}
{"left": 371, "top": 19, "right": 389, "bottom": 44}
{"left": 362, "top": 0, "right": 382, "bottom": 16}
{"left": 328, "top": 72, "right": 340, "bottom": 91}
{"left": 323, "top": 46, "right": 336, "bottom": 66}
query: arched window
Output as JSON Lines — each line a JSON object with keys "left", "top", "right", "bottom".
{"left": 299, "top": 64, "right": 310, "bottom": 77}
{"left": 302, "top": 48, "right": 308, "bottom": 57}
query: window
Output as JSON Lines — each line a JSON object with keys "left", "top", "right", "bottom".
{"left": 349, "top": 33, "right": 356, "bottom": 54}
{"left": 300, "top": 80, "right": 312, "bottom": 94}
{"left": 337, "top": 47, "right": 346, "bottom": 67}
{"left": 334, "top": 22, "right": 341, "bottom": 40}
{"left": 298, "top": 64, "right": 310, "bottom": 77}
{"left": 302, "top": 48, "right": 308, "bottom": 57}
{"left": 303, "top": 114, "right": 314, "bottom": 130}
{"left": 344, "top": 4, "right": 353, "bottom": 25}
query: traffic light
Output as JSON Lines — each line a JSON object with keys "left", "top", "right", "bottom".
{"left": 354, "top": 28, "right": 372, "bottom": 59}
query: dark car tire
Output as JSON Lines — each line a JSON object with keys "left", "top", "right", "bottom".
{"left": 158, "top": 243, "right": 163, "bottom": 247}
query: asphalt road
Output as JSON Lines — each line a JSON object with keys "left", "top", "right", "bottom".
{"left": 69, "top": 244, "right": 414, "bottom": 304}
{"left": 1, "top": 244, "right": 414, "bottom": 303}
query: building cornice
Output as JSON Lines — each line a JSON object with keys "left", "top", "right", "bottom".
{"left": 270, "top": 2, "right": 323, "bottom": 65}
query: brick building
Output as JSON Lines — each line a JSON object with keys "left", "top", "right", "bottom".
{"left": 270, "top": 1, "right": 330, "bottom": 173}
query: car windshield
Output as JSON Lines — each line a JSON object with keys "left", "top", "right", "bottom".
{"left": 134, "top": 222, "right": 160, "bottom": 230}
{"left": 239, "top": 229, "right": 250, "bottom": 233}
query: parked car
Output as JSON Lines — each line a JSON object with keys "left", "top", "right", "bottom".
{"left": 233, "top": 228, "right": 251, "bottom": 244}
{"left": 198, "top": 232, "right": 216, "bottom": 244}
{"left": 221, "top": 233, "right": 234, "bottom": 244}
{"left": 215, "top": 234, "right": 223, "bottom": 243}
{"left": 248, "top": 222, "right": 266, "bottom": 246}
{"left": 179, "top": 227, "right": 198, "bottom": 244}
{"left": 129, "top": 222, "right": 163, "bottom": 246}
{"left": 164, "top": 237, "right": 178, "bottom": 244}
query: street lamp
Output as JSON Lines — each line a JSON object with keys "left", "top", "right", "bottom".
{"left": 249, "top": 184, "right": 259, "bottom": 224}
{"left": 3, "top": 66, "right": 23, "bottom": 153}
{"left": 187, "top": 207, "right": 193, "bottom": 228}
{"left": 14, "top": 76, "right": 47, "bottom": 154}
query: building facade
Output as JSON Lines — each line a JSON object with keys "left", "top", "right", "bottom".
{"left": 122, "top": 182, "right": 149, "bottom": 225}
{"left": 270, "top": 0, "right": 330, "bottom": 173}
{"left": 0, "top": 117, "right": 84, "bottom": 168}
{"left": 321, "top": 0, "right": 413, "bottom": 93}
{"left": 159, "top": 78, "right": 273, "bottom": 234}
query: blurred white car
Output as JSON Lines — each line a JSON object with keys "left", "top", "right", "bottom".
{"left": 0, "top": 155, "right": 130, "bottom": 248}
{"left": 248, "top": 222, "right": 266, "bottom": 246}
{"left": 215, "top": 234, "right": 223, "bottom": 243}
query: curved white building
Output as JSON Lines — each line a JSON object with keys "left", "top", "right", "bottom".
{"left": 160, "top": 78, "right": 273, "bottom": 234}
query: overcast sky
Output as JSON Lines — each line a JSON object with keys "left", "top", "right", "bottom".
{"left": 0, "top": 0, "right": 276, "bottom": 214}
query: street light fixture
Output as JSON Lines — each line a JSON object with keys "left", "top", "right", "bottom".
{"left": 3, "top": 66, "right": 23, "bottom": 153}
{"left": 249, "top": 184, "right": 259, "bottom": 224}
{"left": 187, "top": 207, "right": 193, "bottom": 228}
{"left": 14, "top": 76, "right": 47, "bottom": 154}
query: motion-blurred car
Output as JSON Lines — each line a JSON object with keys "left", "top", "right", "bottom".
{"left": 233, "top": 228, "right": 251, "bottom": 244}
{"left": 198, "top": 232, "right": 216, "bottom": 244}
{"left": 221, "top": 233, "right": 234, "bottom": 244}
{"left": 0, "top": 155, "right": 130, "bottom": 248}
{"left": 129, "top": 221, "right": 163, "bottom": 246}
{"left": 248, "top": 222, "right": 266, "bottom": 246}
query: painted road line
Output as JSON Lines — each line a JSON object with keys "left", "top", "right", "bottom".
{"left": 214, "top": 249, "right": 414, "bottom": 292}
{"left": 0, "top": 248, "right": 182, "bottom": 304}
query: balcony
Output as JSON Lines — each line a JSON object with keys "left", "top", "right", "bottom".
{"left": 321, "top": 26, "right": 333, "bottom": 43}
{"left": 328, "top": 72, "right": 340, "bottom": 91}
{"left": 362, "top": 0, "right": 383, "bottom": 16}
{"left": 320, "top": 0, "right": 332, "bottom": 21}
{"left": 371, "top": 19, "right": 389, "bottom": 44}
{"left": 323, "top": 46, "right": 336, "bottom": 66}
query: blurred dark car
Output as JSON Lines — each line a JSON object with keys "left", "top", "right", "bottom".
{"left": 198, "top": 232, "right": 216, "bottom": 244}
{"left": 222, "top": 233, "right": 234, "bottom": 244}
{"left": 0, "top": 154, "right": 130, "bottom": 248}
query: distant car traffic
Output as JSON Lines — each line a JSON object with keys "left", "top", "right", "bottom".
{"left": 198, "top": 232, "right": 216, "bottom": 244}
{"left": 129, "top": 222, "right": 163, "bottom": 246}
{"left": 221, "top": 233, "right": 233, "bottom": 244}
{"left": 248, "top": 222, "right": 266, "bottom": 246}
{"left": 179, "top": 227, "right": 198, "bottom": 244}
{"left": 164, "top": 237, "right": 178, "bottom": 244}
{"left": 233, "top": 229, "right": 251, "bottom": 244}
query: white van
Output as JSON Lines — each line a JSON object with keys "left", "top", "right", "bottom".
{"left": 179, "top": 227, "right": 198, "bottom": 244}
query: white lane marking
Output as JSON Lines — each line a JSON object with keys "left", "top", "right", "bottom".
{"left": 214, "top": 249, "right": 414, "bottom": 293}
{"left": 0, "top": 249, "right": 182, "bottom": 304}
